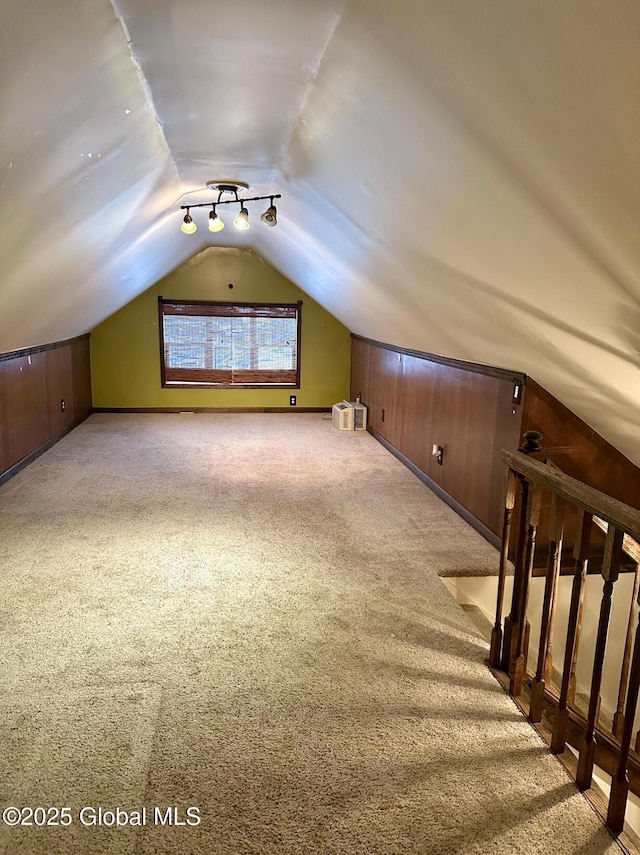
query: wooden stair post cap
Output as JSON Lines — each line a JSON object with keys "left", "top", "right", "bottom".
{"left": 520, "top": 431, "right": 544, "bottom": 454}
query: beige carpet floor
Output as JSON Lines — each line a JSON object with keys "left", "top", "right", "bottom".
{"left": 0, "top": 413, "right": 622, "bottom": 854}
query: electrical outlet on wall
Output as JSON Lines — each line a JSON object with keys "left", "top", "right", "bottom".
{"left": 60, "top": 399, "right": 65, "bottom": 412}
{"left": 289, "top": 395, "right": 296, "bottom": 406}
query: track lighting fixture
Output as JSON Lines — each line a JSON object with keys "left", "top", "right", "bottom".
{"left": 179, "top": 182, "right": 281, "bottom": 234}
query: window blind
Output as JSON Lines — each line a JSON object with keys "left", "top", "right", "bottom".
{"left": 159, "top": 299, "right": 301, "bottom": 387}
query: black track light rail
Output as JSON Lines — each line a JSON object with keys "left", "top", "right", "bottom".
{"left": 181, "top": 193, "right": 281, "bottom": 211}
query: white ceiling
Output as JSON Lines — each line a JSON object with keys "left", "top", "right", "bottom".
{"left": 1, "top": 0, "right": 639, "bottom": 463}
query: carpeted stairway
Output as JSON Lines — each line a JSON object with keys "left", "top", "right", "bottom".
{"left": 0, "top": 413, "right": 621, "bottom": 854}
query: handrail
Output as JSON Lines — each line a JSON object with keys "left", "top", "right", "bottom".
{"left": 501, "top": 449, "right": 640, "bottom": 541}
{"left": 539, "top": 455, "right": 639, "bottom": 567}
{"left": 593, "top": 515, "right": 640, "bottom": 564}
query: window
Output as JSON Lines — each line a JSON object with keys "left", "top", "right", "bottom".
{"left": 158, "top": 299, "right": 301, "bottom": 388}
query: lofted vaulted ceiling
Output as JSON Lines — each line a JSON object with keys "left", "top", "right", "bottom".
{"left": 1, "top": 0, "right": 639, "bottom": 462}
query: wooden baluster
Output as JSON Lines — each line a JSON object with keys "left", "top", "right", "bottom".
{"left": 608, "top": 574, "right": 640, "bottom": 833}
{"left": 501, "top": 431, "right": 545, "bottom": 675}
{"left": 544, "top": 573, "right": 559, "bottom": 685}
{"left": 502, "top": 477, "right": 529, "bottom": 674}
{"left": 612, "top": 563, "right": 640, "bottom": 739}
{"left": 551, "top": 510, "right": 593, "bottom": 755}
{"left": 509, "top": 481, "right": 542, "bottom": 696}
{"left": 576, "top": 527, "right": 625, "bottom": 790}
{"left": 530, "top": 494, "right": 564, "bottom": 722}
{"left": 489, "top": 468, "right": 518, "bottom": 668}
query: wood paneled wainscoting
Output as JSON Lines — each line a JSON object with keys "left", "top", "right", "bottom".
{"left": 0, "top": 335, "right": 92, "bottom": 485}
{"left": 351, "top": 335, "right": 640, "bottom": 550}
{"left": 351, "top": 335, "right": 525, "bottom": 546}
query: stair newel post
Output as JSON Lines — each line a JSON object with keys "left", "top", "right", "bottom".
{"left": 612, "top": 562, "right": 640, "bottom": 739}
{"left": 608, "top": 571, "right": 640, "bottom": 833}
{"left": 509, "top": 479, "right": 542, "bottom": 697}
{"left": 502, "top": 431, "right": 545, "bottom": 675}
{"left": 576, "top": 526, "right": 624, "bottom": 790}
{"left": 489, "top": 467, "right": 518, "bottom": 668}
{"left": 530, "top": 493, "right": 564, "bottom": 722}
{"left": 551, "top": 509, "right": 593, "bottom": 755}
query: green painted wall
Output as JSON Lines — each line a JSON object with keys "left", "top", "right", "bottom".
{"left": 90, "top": 248, "right": 351, "bottom": 408}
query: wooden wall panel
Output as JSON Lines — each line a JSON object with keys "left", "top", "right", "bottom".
{"left": 519, "top": 378, "right": 640, "bottom": 563}
{"left": 415, "top": 363, "right": 522, "bottom": 533}
{"left": 5, "top": 352, "right": 49, "bottom": 465}
{"left": 397, "top": 354, "right": 440, "bottom": 479}
{"left": 0, "top": 335, "right": 92, "bottom": 483}
{"left": 46, "top": 346, "right": 75, "bottom": 435}
{"left": 522, "top": 379, "right": 640, "bottom": 509}
{"left": 440, "top": 368, "right": 490, "bottom": 526}
{"left": 352, "top": 335, "right": 524, "bottom": 539}
{"left": 368, "top": 345, "right": 402, "bottom": 446}
{"left": 0, "top": 362, "right": 10, "bottom": 474}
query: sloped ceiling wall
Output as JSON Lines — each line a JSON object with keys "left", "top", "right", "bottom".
{"left": 1, "top": 0, "right": 639, "bottom": 463}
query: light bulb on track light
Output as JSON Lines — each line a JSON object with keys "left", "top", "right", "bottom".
{"left": 181, "top": 210, "right": 197, "bottom": 234}
{"left": 261, "top": 201, "right": 277, "bottom": 227}
{"left": 209, "top": 207, "right": 224, "bottom": 232}
{"left": 234, "top": 206, "right": 250, "bottom": 230}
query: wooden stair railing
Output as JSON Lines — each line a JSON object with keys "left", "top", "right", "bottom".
{"left": 490, "top": 434, "right": 640, "bottom": 838}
